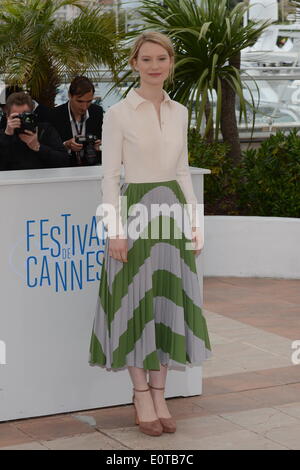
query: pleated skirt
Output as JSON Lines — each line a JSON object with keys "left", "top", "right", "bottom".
{"left": 89, "top": 180, "right": 212, "bottom": 371}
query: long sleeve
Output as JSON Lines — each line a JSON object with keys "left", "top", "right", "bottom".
{"left": 176, "top": 107, "right": 200, "bottom": 228}
{"left": 0, "top": 125, "right": 69, "bottom": 170}
{"left": 0, "top": 131, "right": 12, "bottom": 170}
{"left": 37, "top": 123, "right": 69, "bottom": 167}
{"left": 101, "top": 106, "right": 125, "bottom": 237}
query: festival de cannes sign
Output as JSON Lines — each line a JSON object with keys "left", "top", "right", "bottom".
{"left": 12, "top": 214, "right": 106, "bottom": 293}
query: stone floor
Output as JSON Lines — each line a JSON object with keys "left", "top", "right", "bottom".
{"left": 1, "top": 277, "right": 300, "bottom": 450}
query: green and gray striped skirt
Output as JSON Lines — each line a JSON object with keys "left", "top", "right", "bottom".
{"left": 89, "top": 180, "right": 212, "bottom": 371}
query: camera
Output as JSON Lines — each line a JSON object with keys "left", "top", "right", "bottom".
{"left": 15, "top": 112, "right": 38, "bottom": 134}
{"left": 75, "top": 134, "right": 98, "bottom": 165}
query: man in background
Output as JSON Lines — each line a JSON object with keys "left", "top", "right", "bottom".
{"left": 0, "top": 85, "right": 52, "bottom": 130}
{"left": 0, "top": 92, "right": 69, "bottom": 170}
{"left": 50, "top": 76, "right": 103, "bottom": 166}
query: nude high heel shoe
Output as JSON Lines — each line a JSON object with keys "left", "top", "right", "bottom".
{"left": 148, "top": 383, "right": 177, "bottom": 433}
{"left": 132, "top": 387, "right": 163, "bottom": 436}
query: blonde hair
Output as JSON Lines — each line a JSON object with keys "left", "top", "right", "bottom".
{"left": 128, "top": 31, "right": 175, "bottom": 83}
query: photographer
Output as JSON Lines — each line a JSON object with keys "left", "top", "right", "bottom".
{"left": 50, "top": 76, "right": 103, "bottom": 166}
{"left": 0, "top": 92, "right": 69, "bottom": 171}
{"left": 0, "top": 85, "right": 52, "bottom": 130}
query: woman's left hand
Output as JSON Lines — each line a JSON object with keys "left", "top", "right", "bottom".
{"left": 191, "top": 227, "right": 204, "bottom": 256}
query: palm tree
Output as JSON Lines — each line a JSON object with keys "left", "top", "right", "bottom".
{"left": 125, "top": 0, "right": 270, "bottom": 164}
{"left": 0, "top": 0, "right": 123, "bottom": 107}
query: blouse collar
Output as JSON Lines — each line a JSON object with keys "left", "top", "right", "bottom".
{"left": 125, "top": 87, "right": 171, "bottom": 109}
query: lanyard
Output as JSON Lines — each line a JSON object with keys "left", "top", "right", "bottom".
{"left": 70, "top": 109, "right": 85, "bottom": 136}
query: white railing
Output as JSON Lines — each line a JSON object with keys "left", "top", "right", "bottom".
{"left": 2, "top": 66, "right": 300, "bottom": 139}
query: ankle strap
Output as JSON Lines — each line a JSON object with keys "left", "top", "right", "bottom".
{"left": 148, "top": 383, "right": 165, "bottom": 391}
{"left": 133, "top": 387, "right": 149, "bottom": 393}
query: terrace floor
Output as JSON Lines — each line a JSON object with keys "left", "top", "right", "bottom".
{"left": 1, "top": 277, "right": 300, "bottom": 450}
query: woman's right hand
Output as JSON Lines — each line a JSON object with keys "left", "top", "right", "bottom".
{"left": 108, "top": 236, "right": 128, "bottom": 262}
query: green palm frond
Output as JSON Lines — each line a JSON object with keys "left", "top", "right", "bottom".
{"left": 0, "top": 0, "right": 123, "bottom": 104}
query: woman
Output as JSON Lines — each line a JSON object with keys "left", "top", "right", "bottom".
{"left": 89, "top": 31, "right": 212, "bottom": 437}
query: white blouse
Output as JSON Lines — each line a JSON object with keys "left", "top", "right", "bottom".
{"left": 101, "top": 87, "right": 198, "bottom": 236}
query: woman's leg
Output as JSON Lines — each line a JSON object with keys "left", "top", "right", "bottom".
{"left": 148, "top": 364, "right": 172, "bottom": 418}
{"left": 128, "top": 366, "right": 158, "bottom": 422}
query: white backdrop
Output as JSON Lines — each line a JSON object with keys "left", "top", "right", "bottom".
{"left": 0, "top": 167, "right": 209, "bottom": 422}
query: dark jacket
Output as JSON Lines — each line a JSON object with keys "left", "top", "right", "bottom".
{"left": 0, "top": 122, "right": 69, "bottom": 171}
{"left": 49, "top": 102, "right": 103, "bottom": 166}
